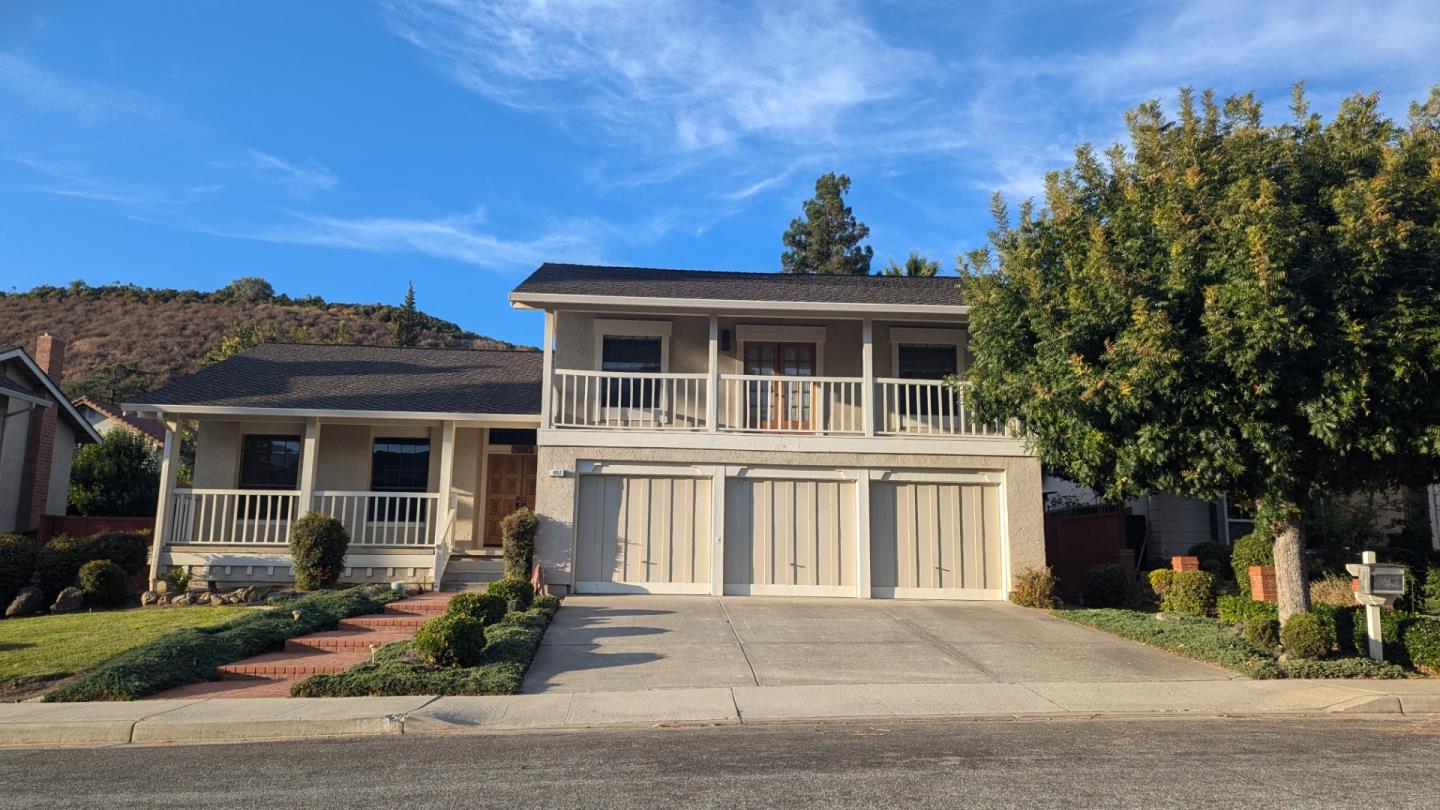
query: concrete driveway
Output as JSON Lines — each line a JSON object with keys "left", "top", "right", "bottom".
{"left": 522, "top": 595, "right": 1232, "bottom": 693}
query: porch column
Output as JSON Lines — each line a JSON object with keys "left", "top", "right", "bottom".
{"left": 709, "top": 466, "right": 726, "bottom": 595}
{"left": 297, "top": 417, "right": 321, "bottom": 517}
{"left": 706, "top": 315, "right": 719, "bottom": 432}
{"left": 147, "top": 418, "right": 182, "bottom": 586}
{"left": 435, "top": 420, "right": 456, "bottom": 546}
{"left": 541, "top": 310, "right": 556, "bottom": 429}
{"left": 861, "top": 318, "right": 876, "bottom": 437}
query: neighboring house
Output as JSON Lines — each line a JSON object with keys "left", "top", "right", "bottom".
{"left": 127, "top": 263, "right": 1043, "bottom": 599}
{"left": 72, "top": 396, "right": 165, "bottom": 449}
{"left": 0, "top": 335, "right": 104, "bottom": 534}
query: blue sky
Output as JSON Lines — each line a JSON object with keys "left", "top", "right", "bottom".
{"left": 1, "top": 1, "right": 1435, "bottom": 346}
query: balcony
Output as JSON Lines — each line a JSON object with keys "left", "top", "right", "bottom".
{"left": 546, "top": 370, "right": 1005, "bottom": 439}
{"left": 165, "top": 489, "right": 445, "bottom": 547}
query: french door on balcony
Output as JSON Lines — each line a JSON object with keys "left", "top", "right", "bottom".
{"left": 743, "top": 342, "right": 816, "bottom": 431}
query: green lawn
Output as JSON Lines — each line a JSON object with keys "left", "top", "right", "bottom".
{"left": 0, "top": 607, "right": 247, "bottom": 690}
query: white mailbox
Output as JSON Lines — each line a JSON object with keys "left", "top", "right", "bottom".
{"left": 1345, "top": 551, "right": 1406, "bottom": 661}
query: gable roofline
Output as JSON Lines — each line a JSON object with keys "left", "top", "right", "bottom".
{"left": 0, "top": 347, "right": 103, "bottom": 443}
{"left": 72, "top": 395, "right": 166, "bottom": 446}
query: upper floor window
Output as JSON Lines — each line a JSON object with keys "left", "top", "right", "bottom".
{"left": 601, "top": 336, "right": 663, "bottom": 373}
{"left": 897, "top": 344, "right": 959, "bottom": 380}
{"left": 239, "top": 435, "right": 300, "bottom": 490}
{"left": 370, "top": 438, "right": 431, "bottom": 492}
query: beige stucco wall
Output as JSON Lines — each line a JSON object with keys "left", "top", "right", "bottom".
{"left": 533, "top": 445, "right": 1044, "bottom": 595}
{"left": 0, "top": 396, "right": 33, "bottom": 532}
{"left": 46, "top": 418, "right": 77, "bottom": 516}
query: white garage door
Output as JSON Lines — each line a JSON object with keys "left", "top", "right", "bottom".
{"left": 574, "top": 474, "right": 712, "bottom": 594}
{"left": 724, "top": 477, "right": 857, "bottom": 597}
{"left": 870, "top": 480, "right": 1005, "bottom": 599}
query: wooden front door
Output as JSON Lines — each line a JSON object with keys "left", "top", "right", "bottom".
{"left": 743, "top": 342, "right": 816, "bottom": 430}
{"left": 483, "top": 452, "right": 538, "bottom": 547}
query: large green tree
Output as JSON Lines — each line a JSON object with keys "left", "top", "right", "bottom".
{"left": 781, "top": 173, "right": 874, "bottom": 274}
{"left": 961, "top": 86, "right": 1440, "bottom": 621}
{"left": 69, "top": 429, "right": 160, "bottom": 517}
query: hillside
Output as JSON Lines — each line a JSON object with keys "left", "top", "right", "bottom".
{"left": 0, "top": 278, "right": 532, "bottom": 402}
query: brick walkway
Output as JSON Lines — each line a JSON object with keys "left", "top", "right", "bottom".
{"left": 151, "top": 592, "right": 452, "bottom": 699}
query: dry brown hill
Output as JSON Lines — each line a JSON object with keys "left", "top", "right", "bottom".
{"left": 0, "top": 278, "right": 532, "bottom": 402}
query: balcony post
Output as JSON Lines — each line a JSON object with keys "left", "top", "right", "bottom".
{"left": 435, "top": 419, "right": 456, "bottom": 546}
{"left": 147, "top": 417, "right": 182, "bottom": 586}
{"left": 541, "top": 310, "right": 556, "bottom": 429}
{"left": 862, "top": 319, "right": 875, "bottom": 437}
{"left": 707, "top": 316, "right": 719, "bottom": 432}
{"left": 298, "top": 417, "right": 321, "bottom": 519}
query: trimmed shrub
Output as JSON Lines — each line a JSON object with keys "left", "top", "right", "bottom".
{"left": 1281, "top": 612, "right": 1333, "bottom": 660}
{"left": 288, "top": 513, "right": 350, "bottom": 590}
{"left": 1082, "top": 563, "right": 1132, "bottom": 608}
{"left": 86, "top": 532, "right": 149, "bottom": 574}
{"left": 1146, "top": 569, "right": 1176, "bottom": 603}
{"left": 1217, "top": 594, "right": 1278, "bottom": 626}
{"left": 532, "top": 593, "right": 561, "bottom": 615}
{"left": 33, "top": 532, "right": 148, "bottom": 600}
{"left": 486, "top": 577, "right": 534, "bottom": 610}
{"left": 500, "top": 507, "right": 539, "bottom": 581}
{"left": 447, "top": 592, "right": 505, "bottom": 626}
{"left": 1401, "top": 617, "right": 1440, "bottom": 673}
{"left": 412, "top": 613, "right": 487, "bottom": 667}
{"left": 1244, "top": 617, "right": 1280, "bottom": 651}
{"left": 1422, "top": 564, "right": 1440, "bottom": 613}
{"left": 0, "top": 533, "right": 37, "bottom": 608}
{"left": 77, "top": 559, "right": 129, "bottom": 607}
{"left": 1008, "top": 566, "right": 1059, "bottom": 608}
{"left": 1160, "top": 571, "right": 1216, "bottom": 616}
{"left": 1230, "top": 530, "right": 1274, "bottom": 598}
{"left": 1309, "top": 573, "right": 1355, "bottom": 607}
{"left": 164, "top": 567, "right": 192, "bottom": 592}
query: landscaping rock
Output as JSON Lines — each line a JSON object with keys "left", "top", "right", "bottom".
{"left": 170, "top": 593, "right": 193, "bottom": 607}
{"left": 141, "top": 590, "right": 160, "bottom": 606}
{"left": 51, "top": 587, "right": 85, "bottom": 614}
{"left": 5, "top": 586, "right": 46, "bottom": 618}
{"left": 154, "top": 580, "right": 169, "bottom": 595}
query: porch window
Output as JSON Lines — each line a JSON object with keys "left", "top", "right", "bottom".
{"left": 239, "top": 435, "right": 301, "bottom": 489}
{"left": 601, "top": 336, "right": 662, "bottom": 407}
{"left": 369, "top": 438, "right": 430, "bottom": 522}
{"left": 897, "top": 344, "right": 959, "bottom": 417}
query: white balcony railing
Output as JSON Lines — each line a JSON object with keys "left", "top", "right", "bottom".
{"left": 876, "top": 379, "right": 1004, "bottom": 437}
{"left": 551, "top": 369, "right": 709, "bottom": 430}
{"left": 718, "top": 374, "right": 865, "bottom": 435}
{"left": 313, "top": 491, "right": 440, "bottom": 546}
{"left": 167, "top": 489, "right": 299, "bottom": 545}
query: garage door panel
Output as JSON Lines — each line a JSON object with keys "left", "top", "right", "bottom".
{"left": 576, "top": 474, "right": 710, "bottom": 592}
{"left": 725, "top": 478, "right": 855, "bottom": 594}
{"left": 871, "top": 480, "right": 1004, "bottom": 599}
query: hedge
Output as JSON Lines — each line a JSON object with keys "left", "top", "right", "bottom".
{"left": 290, "top": 595, "right": 561, "bottom": 697}
{"left": 1216, "top": 595, "right": 1278, "bottom": 626}
{"left": 43, "top": 587, "right": 390, "bottom": 701}
{"left": 34, "top": 532, "right": 148, "bottom": 600}
{"left": 0, "top": 534, "right": 37, "bottom": 608}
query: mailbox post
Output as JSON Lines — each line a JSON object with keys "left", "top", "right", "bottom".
{"left": 1345, "top": 551, "right": 1408, "bottom": 662}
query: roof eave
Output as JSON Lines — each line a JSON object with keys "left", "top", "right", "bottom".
{"left": 123, "top": 403, "right": 544, "bottom": 425}
{"left": 508, "top": 291, "right": 968, "bottom": 317}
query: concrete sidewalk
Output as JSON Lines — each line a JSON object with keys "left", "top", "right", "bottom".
{"left": 4, "top": 679, "right": 1439, "bottom": 748}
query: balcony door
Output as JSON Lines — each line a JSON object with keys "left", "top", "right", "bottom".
{"left": 744, "top": 342, "right": 816, "bottom": 431}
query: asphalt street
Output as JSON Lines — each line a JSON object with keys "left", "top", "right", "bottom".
{"left": 2, "top": 716, "right": 1437, "bottom": 809}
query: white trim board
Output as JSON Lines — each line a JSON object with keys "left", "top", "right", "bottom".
{"left": 0, "top": 348, "right": 104, "bottom": 442}
{"left": 541, "top": 428, "right": 1033, "bottom": 457}
{"left": 510, "top": 291, "right": 969, "bottom": 318}
{"left": 124, "top": 403, "right": 542, "bottom": 425}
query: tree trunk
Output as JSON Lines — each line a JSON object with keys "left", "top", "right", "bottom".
{"left": 1271, "top": 510, "right": 1310, "bottom": 624}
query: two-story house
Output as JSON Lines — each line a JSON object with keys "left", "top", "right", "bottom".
{"left": 127, "top": 263, "right": 1043, "bottom": 600}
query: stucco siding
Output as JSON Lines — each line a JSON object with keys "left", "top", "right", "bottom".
{"left": 45, "top": 419, "right": 76, "bottom": 516}
{"left": 0, "top": 399, "right": 32, "bottom": 532}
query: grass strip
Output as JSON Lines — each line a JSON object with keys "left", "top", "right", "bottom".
{"left": 1052, "top": 608, "right": 1285, "bottom": 679}
{"left": 289, "top": 598, "right": 560, "bottom": 697}
{"left": 43, "top": 587, "right": 393, "bottom": 702}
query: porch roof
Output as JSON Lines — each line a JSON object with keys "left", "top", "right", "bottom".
{"left": 126, "top": 343, "right": 542, "bottom": 420}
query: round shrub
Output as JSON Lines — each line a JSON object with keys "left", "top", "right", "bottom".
{"left": 499, "top": 507, "right": 539, "bottom": 581}
{"left": 447, "top": 591, "right": 505, "bottom": 626}
{"left": 0, "top": 533, "right": 37, "bottom": 608}
{"left": 486, "top": 577, "right": 534, "bottom": 609}
{"left": 1008, "top": 566, "right": 1059, "bottom": 608}
{"left": 1160, "top": 570, "right": 1216, "bottom": 616}
{"left": 1082, "top": 563, "right": 1132, "bottom": 608}
{"left": 33, "top": 532, "right": 149, "bottom": 600}
{"left": 288, "top": 513, "right": 350, "bottom": 590}
{"left": 78, "top": 559, "right": 129, "bottom": 607}
{"left": 412, "top": 613, "right": 487, "bottom": 667}
{"left": 1244, "top": 617, "right": 1280, "bottom": 652}
{"left": 1146, "top": 568, "right": 1175, "bottom": 604}
{"left": 1401, "top": 617, "right": 1440, "bottom": 674}
{"left": 1280, "top": 612, "right": 1333, "bottom": 660}
{"left": 1230, "top": 530, "right": 1274, "bottom": 598}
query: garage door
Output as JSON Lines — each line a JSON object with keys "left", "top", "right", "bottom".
{"left": 725, "top": 477, "right": 857, "bottom": 596}
{"left": 574, "top": 474, "right": 711, "bottom": 594}
{"left": 870, "top": 480, "right": 1004, "bottom": 599}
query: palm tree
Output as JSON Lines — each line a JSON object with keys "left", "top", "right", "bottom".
{"left": 880, "top": 250, "right": 941, "bottom": 276}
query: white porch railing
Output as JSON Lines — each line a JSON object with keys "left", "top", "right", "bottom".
{"left": 718, "top": 374, "right": 866, "bottom": 435}
{"left": 551, "top": 369, "right": 709, "bottom": 430}
{"left": 313, "top": 491, "right": 441, "bottom": 546}
{"left": 432, "top": 503, "right": 457, "bottom": 591}
{"left": 167, "top": 489, "right": 299, "bottom": 545}
{"left": 876, "top": 379, "right": 1003, "bottom": 437}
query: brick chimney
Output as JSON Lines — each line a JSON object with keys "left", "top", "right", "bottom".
{"left": 17, "top": 333, "right": 66, "bottom": 531}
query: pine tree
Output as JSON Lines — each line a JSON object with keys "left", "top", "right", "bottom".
{"left": 781, "top": 173, "right": 874, "bottom": 274}
{"left": 393, "top": 282, "right": 421, "bottom": 347}
{"left": 880, "top": 251, "right": 941, "bottom": 276}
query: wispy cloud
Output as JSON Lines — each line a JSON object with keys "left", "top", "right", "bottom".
{"left": 385, "top": 0, "right": 933, "bottom": 154}
{"left": 0, "top": 52, "right": 169, "bottom": 127}
{"left": 235, "top": 149, "right": 338, "bottom": 197}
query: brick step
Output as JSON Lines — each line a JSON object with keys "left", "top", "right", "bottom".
{"left": 384, "top": 603, "right": 448, "bottom": 617}
{"left": 340, "top": 614, "right": 427, "bottom": 630}
{"left": 285, "top": 630, "right": 412, "bottom": 651}
{"left": 443, "top": 571, "right": 502, "bottom": 584}
{"left": 218, "top": 649, "right": 369, "bottom": 677}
